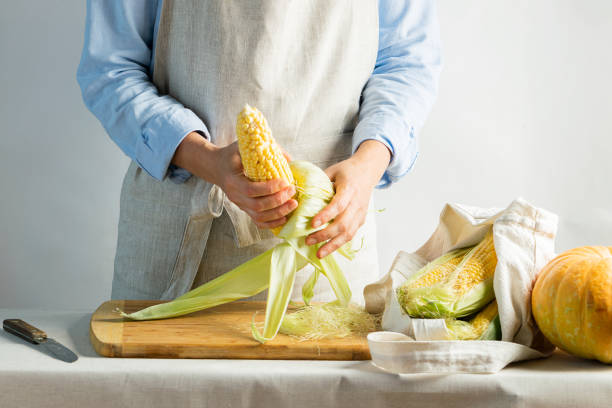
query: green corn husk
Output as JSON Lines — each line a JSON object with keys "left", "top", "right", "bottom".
{"left": 117, "top": 245, "right": 293, "bottom": 321}
{"left": 444, "top": 319, "right": 477, "bottom": 340}
{"left": 478, "top": 314, "right": 502, "bottom": 340}
{"left": 445, "top": 300, "right": 502, "bottom": 340}
{"left": 119, "top": 161, "right": 353, "bottom": 344}
{"left": 397, "top": 231, "right": 497, "bottom": 319}
{"left": 301, "top": 270, "right": 320, "bottom": 306}
{"left": 279, "top": 304, "right": 381, "bottom": 340}
{"left": 301, "top": 240, "right": 357, "bottom": 306}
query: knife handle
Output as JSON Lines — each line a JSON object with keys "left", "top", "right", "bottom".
{"left": 3, "top": 319, "right": 47, "bottom": 344}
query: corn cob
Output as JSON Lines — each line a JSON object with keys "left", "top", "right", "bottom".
{"left": 451, "top": 231, "right": 497, "bottom": 297}
{"left": 236, "top": 104, "right": 294, "bottom": 184}
{"left": 403, "top": 247, "right": 472, "bottom": 291}
{"left": 397, "top": 230, "right": 498, "bottom": 318}
{"left": 445, "top": 300, "right": 501, "bottom": 340}
{"left": 470, "top": 299, "right": 500, "bottom": 339}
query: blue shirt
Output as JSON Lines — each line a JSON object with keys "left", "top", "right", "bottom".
{"left": 77, "top": 0, "right": 441, "bottom": 188}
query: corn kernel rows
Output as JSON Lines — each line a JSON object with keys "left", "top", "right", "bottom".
{"left": 407, "top": 254, "right": 465, "bottom": 290}
{"left": 452, "top": 232, "right": 498, "bottom": 296}
{"left": 470, "top": 300, "right": 498, "bottom": 337}
{"left": 236, "top": 104, "right": 294, "bottom": 183}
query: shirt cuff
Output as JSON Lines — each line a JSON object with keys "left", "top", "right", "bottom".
{"left": 167, "top": 129, "right": 209, "bottom": 184}
{"left": 352, "top": 114, "right": 418, "bottom": 189}
{"left": 134, "top": 107, "right": 209, "bottom": 182}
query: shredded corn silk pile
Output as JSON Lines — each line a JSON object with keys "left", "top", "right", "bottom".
{"left": 278, "top": 303, "right": 381, "bottom": 340}
{"left": 118, "top": 161, "right": 378, "bottom": 342}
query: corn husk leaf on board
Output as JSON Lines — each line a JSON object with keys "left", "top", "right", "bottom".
{"left": 119, "top": 160, "right": 352, "bottom": 343}
{"left": 279, "top": 303, "right": 381, "bottom": 341}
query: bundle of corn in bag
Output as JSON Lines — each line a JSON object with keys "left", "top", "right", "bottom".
{"left": 394, "top": 231, "right": 501, "bottom": 340}
{"left": 363, "top": 200, "right": 559, "bottom": 373}
{"left": 120, "top": 105, "right": 356, "bottom": 343}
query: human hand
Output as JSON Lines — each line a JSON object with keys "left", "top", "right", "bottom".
{"left": 172, "top": 133, "right": 297, "bottom": 229}
{"left": 213, "top": 142, "right": 297, "bottom": 229}
{"left": 305, "top": 140, "right": 391, "bottom": 258}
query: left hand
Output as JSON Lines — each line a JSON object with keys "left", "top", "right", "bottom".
{"left": 305, "top": 140, "right": 391, "bottom": 258}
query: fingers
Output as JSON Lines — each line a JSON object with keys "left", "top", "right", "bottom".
{"left": 227, "top": 141, "right": 293, "bottom": 197}
{"left": 310, "top": 185, "right": 352, "bottom": 228}
{"left": 253, "top": 216, "right": 288, "bottom": 230}
{"left": 317, "top": 232, "right": 352, "bottom": 259}
{"left": 237, "top": 184, "right": 295, "bottom": 215}
{"left": 282, "top": 149, "right": 292, "bottom": 162}
{"left": 306, "top": 202, "right": 368, "bottom": 258}
{"left": 306, "top": 205, "right": 354, "bottom": 243}
{"left": 251, "top": 185, "right": 296, "bottom": 211}
{"left": 229, "top": 178, "right": 297, "bottom": 227}
{"left": 222, "top": 142, "right": 298, "bottom": 229}
{"left": 323, "top": 162, "right": 341, "bottom": 179}
{"left": 310, "top": 212, "right": 358, "bottom": 258}
{"left": 248, "top": 198, "right": 298, "bottom": 223}
{"left": 237, "top": 177, "right": 292, "bottom": 198}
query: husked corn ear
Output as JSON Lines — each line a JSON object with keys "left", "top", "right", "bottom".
{"left": 236, "top": 104, "right": 294, "bottom": 184}
{"left": 470, "top": 300, "right": 501, "bottom": 340}
{"left": 397, "top": 230, "right": 498, "bottom": 318}
{"left": 452, "top": 231, "right": 498, "bottom": 297}
{"left": 470, "top": 300, "right": 499, "bottom": 338}
{"left": 445, "top": 300, "right": 501, "bottom": 340}
{"left": 404, "top": 248, "right": 472, "bottom": 290}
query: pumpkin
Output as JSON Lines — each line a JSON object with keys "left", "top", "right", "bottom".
{"left": 532, "top": 246, "right": 612, "bottom": 364}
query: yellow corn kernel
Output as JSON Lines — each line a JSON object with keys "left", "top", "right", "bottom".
{"left": 236, "top": 104, "right": 295, "bottom": 235}
{"left": 236, "top": 104, "right": 294, "bottom": 184}
{"left": 397, "top": 230, "right": 498, "bottom": 318}
{"left": 445, "top": 300, "right": 501, "bottom": 340}
{"left": 406, "top": 249, "right": 469, "bottom": 290}
{"left": 470, "top": 300, "right": 499, "bottom": 338}
{"left": 452, "top": 230, "right": 498, "bottom": 296}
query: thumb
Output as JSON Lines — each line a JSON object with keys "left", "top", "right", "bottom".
{"left": 324, "top": 162, "right": 342, "bottom": 181}
{"left": 282, "top": 149, "right": 293, "bottom": 162}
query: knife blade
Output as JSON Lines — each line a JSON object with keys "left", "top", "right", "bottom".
{"left": 3, "top": 318, "right": 78, "bottom": 363}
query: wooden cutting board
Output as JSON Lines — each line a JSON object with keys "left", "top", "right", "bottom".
{"left": 90, "top": 300, "right": 371, "bottom": 360}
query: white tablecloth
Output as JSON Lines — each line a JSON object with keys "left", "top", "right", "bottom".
{"left": 1, "top": 309, "right": 611, "bottom": 408}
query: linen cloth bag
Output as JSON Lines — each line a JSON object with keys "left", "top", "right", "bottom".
{"left": 364, "top": 198, "right": 558, "bottom": 373}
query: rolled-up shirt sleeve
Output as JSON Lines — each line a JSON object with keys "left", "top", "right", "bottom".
{"left": 353, "top": 0, "right": 442, "bottom": 188}
{"left": 76, "top": 0, "right": 208, "bottom": 182}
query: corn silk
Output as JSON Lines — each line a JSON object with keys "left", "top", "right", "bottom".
{"left": 279, "top": 303, "right": 381, "bottom": 341}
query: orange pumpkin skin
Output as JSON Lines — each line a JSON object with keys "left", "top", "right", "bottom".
{"left": 532, "top": 246, "right": 612, "bottom": 364}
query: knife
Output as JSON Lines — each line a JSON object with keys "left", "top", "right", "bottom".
{"left": 3, "top": 318, "right": 78, "bottom": 363}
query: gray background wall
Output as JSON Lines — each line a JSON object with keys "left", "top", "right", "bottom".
{"left": 1, "top": 1, "right": 610, "bottom": 310}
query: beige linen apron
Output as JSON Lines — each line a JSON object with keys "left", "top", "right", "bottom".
{"left": 112, "top": 0, "right": 380, "bottom": 304}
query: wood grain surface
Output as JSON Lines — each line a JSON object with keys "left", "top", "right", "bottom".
{"left": 90, "top": 300, "right": 371, "bottom": 360}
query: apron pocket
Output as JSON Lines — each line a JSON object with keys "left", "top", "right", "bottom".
{"left": 161, "top": 214, "right": 214, "bottom": 299}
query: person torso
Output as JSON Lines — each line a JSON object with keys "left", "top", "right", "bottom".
{"left": 153, "top": 0, "right": 379, "bottom": 169}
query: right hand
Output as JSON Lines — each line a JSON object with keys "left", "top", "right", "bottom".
{"left": 173, "top": 133, "right": 297, "bottom": 229}
{"left": 212, "top": 142, "right": 297, "bottom": 229}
